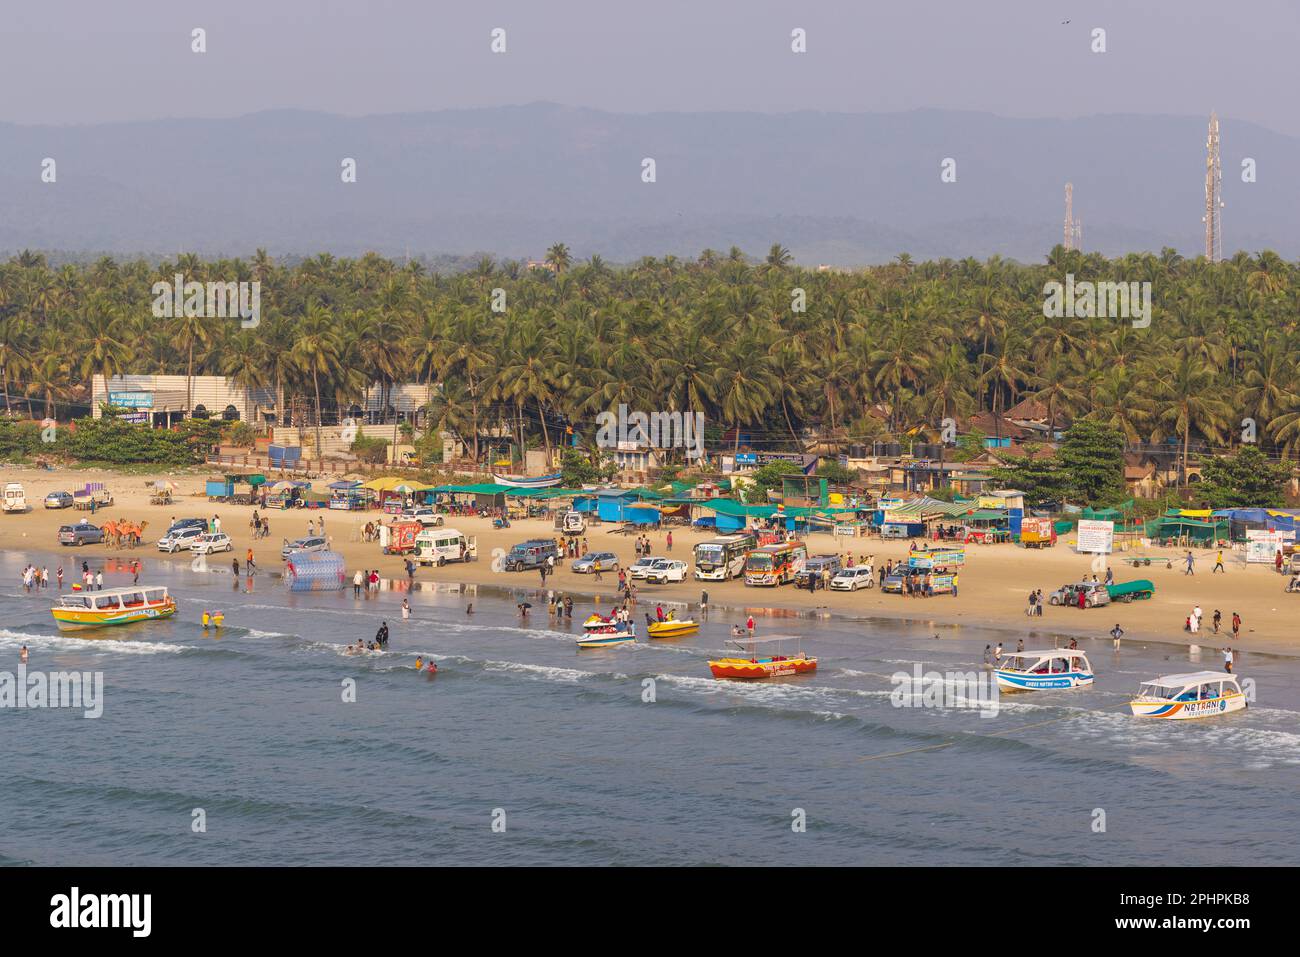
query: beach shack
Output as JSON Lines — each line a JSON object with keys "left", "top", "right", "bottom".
{"left": 327, "top": 480, "right": 370, "bottom": 510}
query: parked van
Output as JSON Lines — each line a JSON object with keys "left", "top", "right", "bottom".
{"left": 553, "top": 510, "right": 586, "bottom": 535}
{"left": 2, "top": 483, "right": 26, "bottom": 513}
{"left": 414, "top": 528, "right": 477, "bottom": 566}
{"left": 503, "top": 539, "right": 559, "bottom": 571}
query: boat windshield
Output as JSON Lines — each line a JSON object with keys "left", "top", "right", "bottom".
{"left": 1137, "top": 683, "right": 1174, "bottom": 699}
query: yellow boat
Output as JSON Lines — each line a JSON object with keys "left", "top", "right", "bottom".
{"left": 647, "top": 618, "right": 699, "bottom": 638}
{"left": 51, "top": 586, "right": 176, "bottom": 631}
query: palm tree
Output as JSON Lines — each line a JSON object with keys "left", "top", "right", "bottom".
{"left": 545, "top": 243, "right": 572, "bottom": 275}
{"left": 1150, "top": 353, "right": 1233, "bottom": 485}
{"left": 290, "top": 300, "right": 343, "bottom": 460}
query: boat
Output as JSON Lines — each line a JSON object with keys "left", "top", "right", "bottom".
{"left": 576, "top": 625, "right": 636, "bottom": 648}
{"left": 492, "top": 472, "right": 562, "bottom": 489}
{"left": 647, "top": 618, "right": 699, "bottom": 639}
{"left": 1129, "top": 672, "right": 1247, "bottom": 719}
{"left": 994, "top": 649, "right": 1094, "bottom": 691}
{"left": 51, "top": 586, "right": 176, "bottom": 631}
{"left": 707, "top": 635, "right": 817, "bottom": 680}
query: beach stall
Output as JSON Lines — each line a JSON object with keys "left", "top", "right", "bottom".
{"left": 265, "top": 480, "right": 310, "bottom": 508}
{"left": 327, "top": 480, "right": 370, "bottom": 510}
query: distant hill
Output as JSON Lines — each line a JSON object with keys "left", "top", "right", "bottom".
{"left": 1, "top": 104, "right": 1294, "bottom": 264}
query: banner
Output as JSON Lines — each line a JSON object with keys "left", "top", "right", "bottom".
{"left": 1076, "top": 519, "right": 1114, "bottom": 553}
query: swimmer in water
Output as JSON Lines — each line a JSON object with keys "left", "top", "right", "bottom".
{"left": 202, "top": 610, "right": 211, "bottom": 629}
{"left": 401, "top": 598, "right": 411, "bottom": 620}
{"left": 415, "top": 656, "right": 423, "bottom": 670}
{"left": 426, "top": 660, "right": 438, "bottom": 674}
{"left": 466, "top": 603, "right": 474, "bottom": 615}
{"left": 212, "top": 611, "right": 224, "bottom": 628}
{"left": 20, "top": 645, "right": 28, "bottom": 664}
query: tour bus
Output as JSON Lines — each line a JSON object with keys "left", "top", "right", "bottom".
{"left": 413, "top": 528, "right": 477, "bottom": 566}
{"left": 744, "top": 541, "right": 808, "bottom": 587}
{"left": 694, "top": 533, "right": 757, "bottom": 581}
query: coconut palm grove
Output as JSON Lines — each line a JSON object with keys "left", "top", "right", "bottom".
{"left": 0, "top": 242, "right": 1296, "bottom": 494}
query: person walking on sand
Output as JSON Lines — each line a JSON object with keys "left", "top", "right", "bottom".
{"left": 1110, "top": 624, "right": 1124, "bottom": 651}
{"left": 593, "top": 559, "right": 603, "bottom": 582}
{"left": 1231, "top": 611, "right": 1241, "bottom": 639}
{"left": 1184, "top": 551, "right": 1195, "bottom": 575}
{"left": 1213, "top": 549, "right": 1225, "bottom": 574}
{"left": 666, "top": 530, "right": 673, "bottom": 551}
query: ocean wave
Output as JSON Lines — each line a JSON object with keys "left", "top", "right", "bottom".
{"left": 0, "top": 627, "right": 189, "bottom": 655}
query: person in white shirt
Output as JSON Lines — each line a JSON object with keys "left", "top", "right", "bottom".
{"left": 353, "top": 569, "right": 364, "bottom": 597}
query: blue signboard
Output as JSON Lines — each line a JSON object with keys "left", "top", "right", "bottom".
{"left": 107, "top": 392, "right": 153, "bottom": 408}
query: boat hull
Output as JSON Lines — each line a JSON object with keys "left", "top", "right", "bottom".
{"left": 492, "top": 473, "right": 562, "bottom": 489}
{"left": 1130, "top": 692, "right": 1247, "bottom": 719}
{"left": 51, "top": 601, "right": 176, "bottom": 631}
{"left": 576, "top": 632, "right": 635, "bottom": 648}
{"left": 647, "top": 620, "right": 698, "bottom": 638}
{"left": 994, "top": 669, "right": 1093, "bottom": 691}
{"left": 708, "top": 656, "right": 817, "bottom": 680}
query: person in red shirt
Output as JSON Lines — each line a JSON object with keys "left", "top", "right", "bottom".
{"left": 746, "top": 614, "right": 756, "bottom": 635}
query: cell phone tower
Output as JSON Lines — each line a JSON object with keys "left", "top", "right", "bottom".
{"left": 1203, "top": 112, "right": 1224, "bottom": 262}
{"left": 1063, "top": 183, "right": 1083, "bottom": 251}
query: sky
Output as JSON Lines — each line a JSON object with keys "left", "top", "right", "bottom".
{"left": 1, "top": 0, "right": 1297, "bottom": 135}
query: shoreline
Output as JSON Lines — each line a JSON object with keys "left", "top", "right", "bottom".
{"left": 0, "top": 463, "right": 1289, "bottom": 664}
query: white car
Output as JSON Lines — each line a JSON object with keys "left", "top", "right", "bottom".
{"left": 629, "top": 556, "right": 670, "bottom": 580}
{"left": 830, "top": 566, "right": 875, "bottom": 591}
{"left": 401, "top": 507, "right": 443, "bottom": 527}
{"left": 190, "top": 532, "right": 234, "bottom": 555}
{"left": 158, "top": 526, "right": 206, "bottom": 552}
{"left": 644, "top": 559, "right": 689, "bottom": 584}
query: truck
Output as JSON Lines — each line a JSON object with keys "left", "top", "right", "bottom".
{"left": 1020, "top": 517, "right": 1057, "bottom": 548}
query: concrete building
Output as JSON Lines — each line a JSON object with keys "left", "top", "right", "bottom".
{"left": 92, "top": 374, "right": 281, "bottom": 426}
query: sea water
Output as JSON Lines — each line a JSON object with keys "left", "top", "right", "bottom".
{"left": 1, "top": 549, "right": 1297, "bottom": 866}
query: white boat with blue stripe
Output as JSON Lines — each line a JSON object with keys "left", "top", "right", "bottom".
{"left": 994, "top": 649, "right": 1093, "bottom": 691}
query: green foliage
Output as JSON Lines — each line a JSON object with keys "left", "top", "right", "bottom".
{"left": 948, "top": 429, "right": 986, "bottom": 462}
{"left": 1198, "top": 445, "right": 1292, "bottom": 508}
{"left": 1057, "top": 420, "right": 1127, "bottom": 506}
{"left": 990, "top": 421, "right": 1127, "bottom": 507}
{"left": 223, "top": 421, "right": 256, "bottom": 447}
{"left": 351, "top": 435, "right": 390, "bottom": 464}
{"left": 748, "top": 460, "right": 802, "bottom": 494}
{"left": 59, "top": 418, "right": 215, "bottom": 466}
{"left": 561, "top": 448, "right": 614, "bottom": 487}
{"left": 0, "top": 420, "right": 43, "bottom": 458}
{"left": 815, "top": 461, "right": 857, "bottom": 485}
{"left": 988, "top": 456, "right": 1069, "bottom": 506}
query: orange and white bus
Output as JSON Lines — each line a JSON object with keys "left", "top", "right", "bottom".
{"left": 744, "top": 541, "right": 807, "bottom": 586}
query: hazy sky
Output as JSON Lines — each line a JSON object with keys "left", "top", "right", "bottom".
{"left": 3, "top": 0, "right": 1297, "bottom": 135}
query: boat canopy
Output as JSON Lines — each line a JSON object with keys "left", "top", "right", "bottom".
{"left": 1144, "top": 671, "right": 1236, "bottom": 689}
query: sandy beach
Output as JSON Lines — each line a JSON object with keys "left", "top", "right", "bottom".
{"left": 2, "top": 464, "right": 1294, "bottom": 657}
